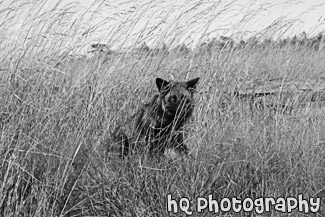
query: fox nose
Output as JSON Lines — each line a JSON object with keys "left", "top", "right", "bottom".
{"left": 169, "top": 95, "right": 177, "bottom": 103}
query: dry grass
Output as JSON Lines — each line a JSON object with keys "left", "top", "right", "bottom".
{"left": 0, "top": 0, "right": 325, "bottom": 216}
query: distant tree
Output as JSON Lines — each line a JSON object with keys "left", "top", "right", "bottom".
{"left": 298, "top": 31, "right": 307, "bottom": 41}
{"left": 90, "top": 43, "right": 108, "bottom": 52}
{"left": 150, "top": 43, "right": 169, "bottom": 56}
{"left": 197, "top": 40, "right": 210, "bottom": 53}
{"left": 205, "top": 37, "right": 224, "bottom": 51}
{"left": 319, "top": 33, "right": 325, "bottom": 50}
{"left": 260, "top": 38, "right": 275, "bottom": 49}
{"left": 279, "top": 38, "right": 289, "bottom": 48}
{"left": 89, "top": 43, "right": 114, "bottom": 55}
{"left": 171, "top": 43, "right": 190, "bottom": 55}
{"left": 290, "top": 35, "right": 298, "bottom": 47}
{"left": 137, "top": 42, "right": 151, "bottom": 53}
{"left": 246, "top": 36, "right": 258, "bottom": 47}
{"left": 219, "top": 36, "right": 235, "bottom": 50}
{"left": 234, "top": 40, "right": 246, "bottom": 50}
{"left": 308, "top": 33, "right": 323, "bottom": 50}
{"left": 130, "top": 42, "right": 152, "bottom": 56}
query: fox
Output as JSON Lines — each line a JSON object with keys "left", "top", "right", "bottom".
{"left": 113, "top": 77, "right": 200, "bottom": 158}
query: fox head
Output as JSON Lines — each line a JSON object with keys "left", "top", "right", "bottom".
{"left": 156, "top": 77, "right": 200, "bottom": 115}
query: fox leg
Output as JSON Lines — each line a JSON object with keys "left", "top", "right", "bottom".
{"left": 170, "top": 132, "right": 189, "bottom": 155}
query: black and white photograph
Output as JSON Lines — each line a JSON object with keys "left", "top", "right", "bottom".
{"left": 0, "top": 0, "right": 325, "bottom": 216}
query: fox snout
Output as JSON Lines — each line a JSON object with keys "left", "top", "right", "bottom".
{"left": 168, "top": 94, "right": 178, "bottom": 103}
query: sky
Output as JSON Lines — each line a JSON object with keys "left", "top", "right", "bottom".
{"left": 50, "top": 0, "right": 325, "bottom": 45}
{"left": 48, "top": 0, "right": 325, "bottom": 34}
{"left": 1, "top": 0, "right": 325, "bottom": 52}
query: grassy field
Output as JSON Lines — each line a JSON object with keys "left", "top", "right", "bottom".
{"left": 1, "top": 1, "right": 325, "bottom": 216}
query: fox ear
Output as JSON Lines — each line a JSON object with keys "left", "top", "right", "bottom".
{"left": 186, "top": 77, "right": 200, "bottom": 90}
{"left": 156, "top": 78, "right": 170, "bottom": 92}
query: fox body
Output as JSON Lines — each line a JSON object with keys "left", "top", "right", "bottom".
{"left": 115, "top": 77, "right": 200, "bottom": 158}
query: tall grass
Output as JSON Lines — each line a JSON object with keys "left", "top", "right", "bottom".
{"left": 0, "top": 0, "right": 325, "bottom": 216}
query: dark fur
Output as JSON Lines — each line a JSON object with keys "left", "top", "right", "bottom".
{"left": 116, "top": 77, "right": 200, "bottom": 158}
